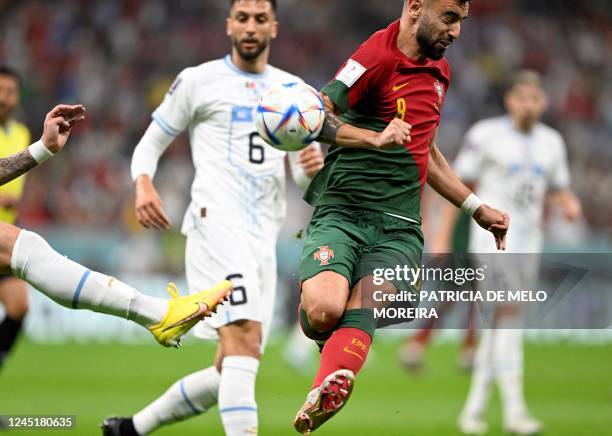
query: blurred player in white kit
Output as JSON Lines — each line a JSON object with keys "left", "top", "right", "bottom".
{"left": 432, "top": 70, "right": 582, "bottom": 435}
{"left": 102, "top": 1, "right": 323, "bottom": 435}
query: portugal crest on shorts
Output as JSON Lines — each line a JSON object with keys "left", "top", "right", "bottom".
{"left": 314, "top": 246, "right": 335, "bottom": 266}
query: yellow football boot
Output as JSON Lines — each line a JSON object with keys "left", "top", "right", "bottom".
{"left": 149, "top": 281, "right": 233, "bottom": 348}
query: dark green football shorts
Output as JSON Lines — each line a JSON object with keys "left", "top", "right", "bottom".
{"left": 299, "top": 205, "right": 424, "bottom": 294}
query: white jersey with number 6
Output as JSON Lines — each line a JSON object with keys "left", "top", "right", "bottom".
{"left": 137, "top": 56, "right": 311, "bottom": 346}
{"left": 454, "top": 116, "right": 570, "bottom": 253}
{"left": 153, "top": 55, "right": 304, "bottom": 243}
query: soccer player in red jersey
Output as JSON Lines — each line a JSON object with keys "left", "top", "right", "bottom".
{"left": 293, "top": 1, "right": 510, "bottom": 433}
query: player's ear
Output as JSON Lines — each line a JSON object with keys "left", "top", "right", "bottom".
{"left": 271, "top": 19, "right": 279, "bottom": 39}
{"left": 405, "top": 0, "right": 425, "bottom": 19}
{"left": 226, "top": 17, "right": 232, "bottom": 37}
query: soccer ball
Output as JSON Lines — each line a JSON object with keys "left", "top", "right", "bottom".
{"left": 254, "top": 82, "right": 325, "bottom": 152}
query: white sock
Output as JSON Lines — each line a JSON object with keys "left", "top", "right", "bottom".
{"left": 10, "top": 230, "right": 166, "bottom": 327}
{"left": 219, "top": 356, "right": 259, "bottom": 436}
{"left": 494, "top": 328, "right": 528, "bottom": 421}
{"left": 133, "top": 366, "right": 221, "bottom": 435}
{"left": 461, "top": 329, "right": 494, "bottom": 419}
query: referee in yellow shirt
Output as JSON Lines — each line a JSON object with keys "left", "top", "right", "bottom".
{"left": 0, "top": 66, "right": 30, "bottom": 373}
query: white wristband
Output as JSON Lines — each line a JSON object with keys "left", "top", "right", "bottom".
{"left": 28, "top": 140, "right": 54, "bottom": 164}
{"left": 461, "top": 193, "right": 484, "bottom": 217}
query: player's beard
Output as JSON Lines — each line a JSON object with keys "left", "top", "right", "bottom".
{"left": 416, "top": 19, "right": 448, "bottom": 61}
{"left": 233, "top": 37, "right": 269, "bottom": 62}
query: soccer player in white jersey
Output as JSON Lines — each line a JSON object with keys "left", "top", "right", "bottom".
{"left": 0, "top": 104, "right": 231, "bottom": 352}
{"left": 102, "top": 1, "right": 324, "bottom": 435}
{"left": 431, "top": 71, "right": 581, "bottom": 435}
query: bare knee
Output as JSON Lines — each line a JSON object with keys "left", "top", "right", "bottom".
{"left": 0, "top": 223, "right": 20, "bottom": 275}
{"left": 304, "top": 301, "right": 344, "bottom": 332}
{"left": 218, "top": 320, "right": 262, "bottom": 361}
{"left": 301, "top": 271, "right": 350, "bottom": 332}
{"left": 6, "top": 299, "right": 29, "bottom": 320}
{"left": 0, "top": 278, "right": 29, "bottom": 320}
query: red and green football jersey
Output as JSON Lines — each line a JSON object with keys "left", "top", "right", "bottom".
{"left": 304, "top": 20, "right": 451, "bottom": 222}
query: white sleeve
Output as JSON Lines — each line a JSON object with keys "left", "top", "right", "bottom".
{"left": 151, "top": 70, "right": 194, "bottom": 136}
{"left": 287, "top": 142, "right": 322, "bottom": 191}
{"left": 550, "top": 136, "right": 571, "bottom": 190}
{"left": 453, "top": 126, "right": 485, "bottom": 183}
{"left": 130, "top": 121, "right": 175, "bottom": 180}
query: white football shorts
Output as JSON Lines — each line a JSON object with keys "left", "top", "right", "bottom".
{"left": 185, "top": 220, "right": 278, "bottom": 350}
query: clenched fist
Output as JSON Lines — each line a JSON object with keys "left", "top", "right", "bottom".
{"left": 372, "top": 118, "right": 412, "bottom": 149}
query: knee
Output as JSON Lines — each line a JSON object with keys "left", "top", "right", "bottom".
{"left": 3, "top": 286, "right": 29, "bottom": 320}
{"left": 304, "top": 301, "right": 343, "bottom": 333}
{"left": 0, "top": 224, "right": 20, "bottom": 275}
{"left": 301, "top": 272, "right": 350, "bottom": 333}
{"left": 5, "top": 301, "right": 29, "bottom": 320}
{"left": 8, "top": 299, "right": 29, "bottom": 320}
{"left": 221, "top": 321, "right": 262, "bottom": 359}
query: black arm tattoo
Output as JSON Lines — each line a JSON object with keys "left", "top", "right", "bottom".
{"left": 0, "top": 149, "right": 37, "bottom": 186}
{"left": 317, "top": 108, "right": 345, "bottom": 145}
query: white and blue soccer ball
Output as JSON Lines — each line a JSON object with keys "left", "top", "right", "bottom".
{"left": 255, "top": 82, "right": 325, "bottom": 152}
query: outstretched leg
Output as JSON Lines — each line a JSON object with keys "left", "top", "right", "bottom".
{"left": 6, "top": 227, "right": 166, "bottom": 326}
{"left": 0, "top": 223, "right": 231, "bottom": 347}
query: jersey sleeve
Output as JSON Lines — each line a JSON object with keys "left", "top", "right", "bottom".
{"left": 151, "top": 69, "right": 194, "bottom": 136}
{"left": 549, "top": 135, "right": 571, "bottom": 190}
{"left": 320, "top": 39, "right": 389, "bottom": 114}
{"left": 454, "top": 125, "right": 486, "bottom": 183}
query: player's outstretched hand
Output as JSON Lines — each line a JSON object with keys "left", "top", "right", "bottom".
{"left": 134, "top": 175, "right": 172, "bottom": 230}
{"left": 41, "top": 104, "right": 86, "bottom": 153}
{"left": 372, "top": 118, "right": 412, "bottom": 149}
{"left": 298, "top": 145, "right": 324, "bottom": 178}
{"left": 473, "top": 204, "right": 510, "bottom": 250}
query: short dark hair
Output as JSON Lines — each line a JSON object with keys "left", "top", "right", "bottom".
{"left": 0, "top": 65, "right": 21, "bottom": 88}
{"left": 506, "top": 70, "right": 542, "bottom": 93}
{"left": 230, "top": 0, "right": 277, "bottom": 12}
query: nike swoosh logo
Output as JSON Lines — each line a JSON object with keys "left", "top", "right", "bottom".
{"left": 392, "top": 82, "right": 410, "bottom": 92}
{"left": 163, "top": 303, "right": 207, "bottom": 331}
{"left": 343, "top": 347, "right": 364, "bottom": 361}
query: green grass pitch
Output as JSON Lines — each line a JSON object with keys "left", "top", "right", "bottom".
{"left": 1, "top": 336, "right": 611, "bottom": 435}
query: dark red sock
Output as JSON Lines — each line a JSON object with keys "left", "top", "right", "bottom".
{"left": 312, "top": 327, "right": 372, "bottom": 389}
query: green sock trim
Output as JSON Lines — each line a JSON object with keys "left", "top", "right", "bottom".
{"left": 299, "top": 306, "right": 334, "bottom": 341}
{"left": 337, "top": 308, "right": 377, "bottom": 339}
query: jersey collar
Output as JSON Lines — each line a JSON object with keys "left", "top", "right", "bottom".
{"left": 224, "top": 55, "right": 269, "bottom": 79}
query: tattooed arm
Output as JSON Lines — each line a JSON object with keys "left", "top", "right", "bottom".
{"left": 317, "top": 94, "right": 412, "bottom": 149}
{"left": 0, "top": 150, "right": 37, "bottom": 186}
{"left": 0, "top": 104, "right": 87, "bottom": 187}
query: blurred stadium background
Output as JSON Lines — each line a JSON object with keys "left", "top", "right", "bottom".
{"left": 0, "top": 0, "right": 611, "bottom": 435}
